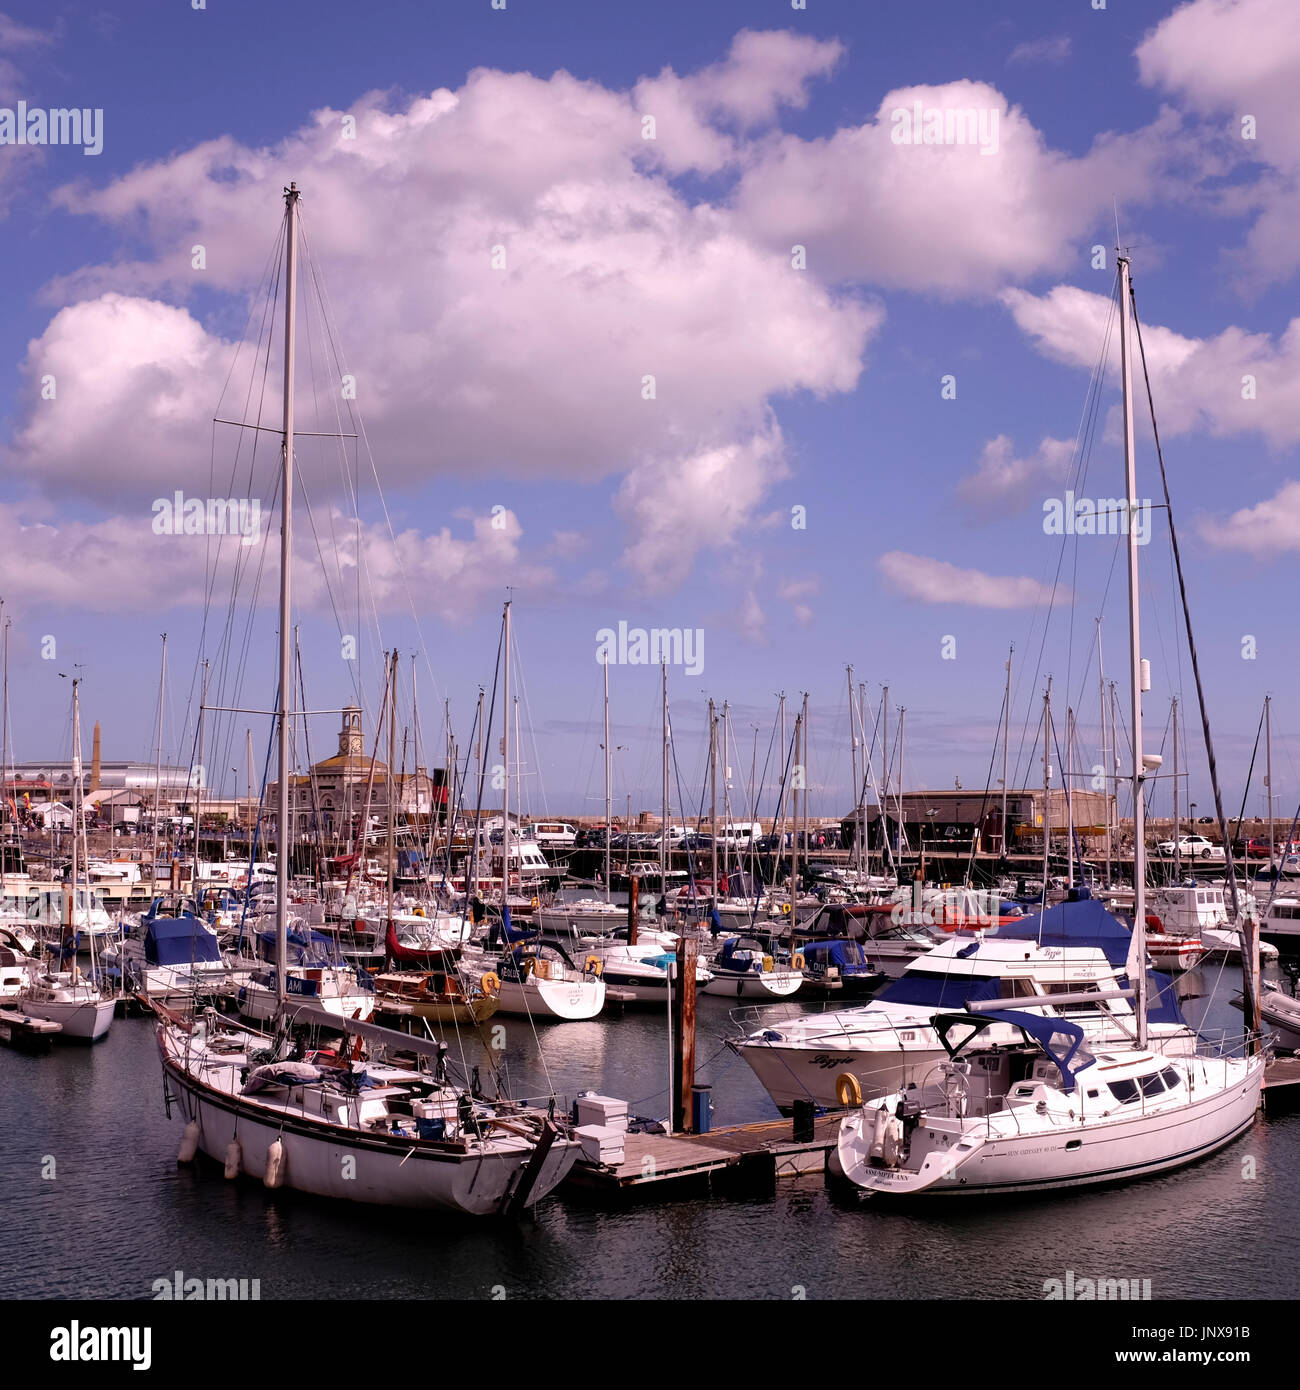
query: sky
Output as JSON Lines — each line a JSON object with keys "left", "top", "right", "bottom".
{"left": 0, "top": 0, "right": 1298, "bottom": 831}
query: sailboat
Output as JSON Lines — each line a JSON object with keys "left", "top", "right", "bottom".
{"left": 156, "top": 184, "right": 579, "bottom": 1214}
{"left": 831, "top": 256, "right": 1264, "bottom": 1197}
{"left": 13, "top": 678, "right": 114, "bottom": 1042}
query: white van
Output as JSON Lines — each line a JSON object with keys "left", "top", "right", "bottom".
{"left": 530, "top": 822, "right": 578, "bottom": 848}
{"left": 716, "top": 821, "right": 762, "bottom": 847}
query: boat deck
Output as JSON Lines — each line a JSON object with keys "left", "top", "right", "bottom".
{"left": 1263, "top": 1055, "right": 1300, "bottom": 1114}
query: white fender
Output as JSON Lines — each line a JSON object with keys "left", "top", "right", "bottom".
{"left": 882, "top": 1115, "right": 904, "bottom": 1167}
{"left": 868, "top": 1104, "right": 889, "bottom": 1161}
{"left": 263, "top": 1137, "right": 285, "bottom": 1189}
{"left": 177, "top": 1120, "right": 200, "bottom": 1164}
{"left": 223, "top": 1139, "right": 242, "bottom": 1180}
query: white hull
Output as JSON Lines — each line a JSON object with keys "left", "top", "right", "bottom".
{"left": 834, "top": 1054, "right": 1263, "bottom": 1197}
{"left": 21, "top": 991, "right": 114, "bottom": 1041}
{"left": 237, "top": 982, "right": 374, "bottom": 1023}
{"left": 159, "top": 1032, "right": 576, "bottom": 1214}
{"left": 495, "top": 974, "right": 605, "bottom": 1020}
{"left": 701, "top": 969, "right": 803, "bottom": 1000}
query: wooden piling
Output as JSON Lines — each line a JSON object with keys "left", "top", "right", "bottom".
{"left": 673, "top": 934, "right": 697, "bottom": 1132}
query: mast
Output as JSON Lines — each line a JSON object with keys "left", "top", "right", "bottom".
{"left": 603, "top": 654, "right": 612, "bottom": 900}
{"left": 791, "top": 709, "right": 803, "bottom": 918}
{"left": 1042, "top": 677, "right": 1052, "bottom": 894}
{"left": 722, "top": 700, "right": 731, "bottom": 879}
{"left": 1118, "top": 254, "right": 1148, "bottom": 1047}
{"left": 149, "top": 633, "right": 167, "bottom": 902}
{"left": 502, "top": 600, "right": 511, "bottom": 896}
{"left": 1265, "top": 695, "right": 1274, "bottom": 870}
{"left": 245, "top": 727, "right": 252, "bottom": 846}
{"left": 847, "top": 665, "right": 858, "bottom": 871}
{"left": 472, "top": 686, "right": 484, "bottom": 896}
{"left": 896, "top": 705, "right": 905, "bottom": 861}
{"left": 777, "top": 692, "right": 787, "bottom": 877}
{"left": 195, "top": 659, "right": 208, "bottom": 874}
{"left": 660, "top": 662, "right": 668, "bottom": 883}
{"left": 1172, "top": 695, "right": 1180, "bottom": 880}
{"left": 69, "top": 678, "right": 80, "bottom": 959}
{"left": 386, "top": 649, "right": 397, "bottom": 926}
{"left": 881, "top": 686, "right": 889, "bottom": 856}
{"left": 708, "top": 698, "right": 717, "bottom": 899}
{"left": 0, "top": 604, "right": 7, "bottom": 892}
{"left": 1001, "top": 646, "right": 1012, "bottom": 859}
{"left": 1066, "top": 706, "right": 1075, "bottom": 885}
{"left": 275, "top": 181, "right": 299, "bottom": 1003}
{"left": 1097, "top": 621, "right": 1111, "bottom": 886}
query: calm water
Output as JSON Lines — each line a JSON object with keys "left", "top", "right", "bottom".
{"left": 3, "top": 962, "right": 1297, "bottom": 1301}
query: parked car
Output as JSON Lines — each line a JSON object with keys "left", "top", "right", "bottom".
{"left": 1155, "top": 834, "right": 1224, "bottom": 861}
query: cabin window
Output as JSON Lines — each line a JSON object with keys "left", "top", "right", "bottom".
{"left": 1106, "top": 1079, "right": 1139, "bottom": 1104}
{"left": 1139, "top": 1072, "right": 1166, "bottom": 1097}
{"left": 1086, "top": 1088, "right": 1099, "bottom": 1098}
{"left": 1160, "top": 1067, "right": 1181, "bottom": 1089}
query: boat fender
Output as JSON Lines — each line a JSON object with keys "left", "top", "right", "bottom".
{"left": 836, "top": 1072, "right": 863, "bottom": 1108}
{"left": 413, "top": 907, "right": 425, "bottom": 917}
{"left": 791, "top": 952, "right": 806, "bottom": 970}
{"left": 517, "top": 956, "right": 535, "bottom": 977}
{"left": 480, "top": 972, "right": 501, "bottom": 997}
{"left": 868, "top": 1104, "right": 889, "bottom": 1161}
{"left": 177, "top": 1120, "right": 200, "bottom": 1164}
{"left": 223, "top": 1139, "right": 242, "bottom": 1180}
{"left": 762, "top": 955, "right": 774, "bottom": 973}
{"left": 264, "top": 1137, "right": 286, "bottom": 1189}
{"left": 881, "top": 1114, "right": 904, "bottom": 1167}
{"left": 584, "top": 956, "right": 603, "bottom": 977}
{"left": 530, "top": 897, "right": 539, "bottom": 909}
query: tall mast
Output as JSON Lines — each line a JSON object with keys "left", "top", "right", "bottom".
{"left": 1042, "top": 677, "right": 1052, "bottom": 895}
{"left": 1097, "top": 621, "right": 1111, "bottom": 885}
{"left": 722, "top": 700, "right": 731, "bottom": 878}
{"left": 660, "top": 662, "right": 669, "bottom": 883}
{"left": 1118, "top": 254, "right": 1148, "bottom": 1046}
{"left": 195, "top": 659, "right": 209, "bottom": 873}
{"left": 847, "top": 665, "right": 858, "bottom": 870}
{"left": 473, "top": 686, "right": 484, "bottom": 896}
{"left": 881, "top": 686, "right": 889, "bottom": 855}
{"left": 149, "top": 632, "right": 167, "bottom": 901}
{"left": 275, "top": 181, "right": 299, "bottom": 1003}
{"left": 777, "top": 692, "right": 787, "bottom": 873}
{"left": 791, "top": 708, "right": 804, "bottom": 917}
{"left": 69, "top": 678, "right": 80, "bottom": 950}
{"left": 245, "top": 727, "right": 252, "bottom": 842}
{"left": 502, "top": 600, "right": 511, "bottom": 896}
{"left": 708, "top": 698, "right": 717, "bottom": 898}
{"left": 1265, "top": 695, "right": 1273, "bottom": 870}
{"left": 603, "top": 655, "right": 612, "bottom": 900}
{"left": 1172, "top": 695, "right": 1180, "bottom": 880}
{"left": 1066, "top": 706, "right": 1075, "bottom": 885}
{"left": 896, "top": 706, "right": 905, "bottom": 861}
{"left": 387, "top": 649, "right": 397, "bottom": 924}
{"left": 1002, "top": 646, "right": 1012, "bottom": 859}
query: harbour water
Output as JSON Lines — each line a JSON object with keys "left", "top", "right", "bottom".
{"left": 3, "top": 960, "right": 1296, "bottom": 1301}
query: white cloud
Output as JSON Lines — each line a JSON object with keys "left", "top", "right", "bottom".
{"left": 957, "top": 434, "right": 1075, "bottom": 518}
{"left": 730, "top": 80, "right": 1184, "bottom": 294}
{"left": 1002, "top": 283, "right": 1300, "bottom": 446}
{"left": 878, "top": 551, "right": 1064, "bottom": 608}
{"left": 1199, "top": 478, "right": 1300, "bottom": 554}
{"left": 1008, "top": 36, "right": 1072, "bottom": 66}
{"left": 1138, "top": 0, "right": 1300, "bottom": 290}
{"left": 8, "top": 38, "right": 879, "bottom": 593}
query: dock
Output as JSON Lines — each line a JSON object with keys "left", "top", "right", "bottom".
{"left": 1263, "top": 1055, "right": 1300, "bottom": 1115}
{"left": 564, "top": 1111, "right": 843, "bottom": 1198}
{"left": 0, "top": 1007, "right": 62, "bottom": 1054}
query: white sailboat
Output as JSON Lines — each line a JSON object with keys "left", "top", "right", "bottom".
{"left": 156, "top": 183, "right": 579, "bottom": 1214}
{"left": 831, "top": 256, "right": 1264, "bottom": 1198}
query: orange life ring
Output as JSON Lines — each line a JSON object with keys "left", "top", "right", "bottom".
{"left": 480, "top": 972, "right": 501, "bottom": 997}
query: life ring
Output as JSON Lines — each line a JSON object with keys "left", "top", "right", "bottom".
{"left": 412, "top": 907, "right": 425, "bottom": 917}
{"left": 517, "top": 955, "right": 536, "bottom": 977}
{"left": 791, "top": 952, "right": 805, "bottom": 970}
{"left": 835, "top": 1072, "right": 863, "bottom": 1107}
{"left": 781, "top": 902, "right": 792, "bottom": 915}
{"left": 480, "top": 972, "right": 501, "bottom": 997}
{"left": 584, "top": 955, "right": 603, "bottom": 978}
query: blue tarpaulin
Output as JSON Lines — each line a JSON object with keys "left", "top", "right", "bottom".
{"left": 987, "top": 898, "right": 1132, "bottom": 968}
{"left": 144, "top": 915, "right": 221, "bottom": 967}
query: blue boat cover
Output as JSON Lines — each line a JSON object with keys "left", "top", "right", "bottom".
{"left": 878, "top": 972, "right": 1000, "bottom": 1010}
{"left": 144, "top": 915, "right": 221, "bottom": 967}
{"left": 937, "top": 1009, "right": 1094, "bottom": 1092}
{"left": 799, "top": 938, "right": 869, "bottom": 973}
{"left": 987, "top": 898, "right": 1132, "bottom": 967}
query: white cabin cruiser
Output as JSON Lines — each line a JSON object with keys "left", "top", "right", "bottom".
{"left": 701, "top": 935, "right": 803, "bottom": 999}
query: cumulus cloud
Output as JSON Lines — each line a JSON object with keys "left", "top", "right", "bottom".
{"left": 1002, "top": 283, "right": 1300, "bottom": 446}
{"left": 6, "top": 35, "right": 879, "bottom": 594}
{"left": 957, "top": 434, "right": 1076, "bottom": 518}
{"left": 878, "top": 551, "right": 1064, "bottom": 608}
{"left": 1138, "top": 0, "right": 1300, "bottom": 291}
{"left": 0, "top": 501, "right": 549, "bottom": 620}
{"left": 729, "top": 80, "right": 1185, "bottom": 294}
{"left": 1199, "top": 478, "right": 1300, "bottom": 554}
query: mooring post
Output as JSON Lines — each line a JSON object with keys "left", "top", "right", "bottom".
{"left": 673, "top": 933, "right": 697, "bottom": 1132}
{"left": 627, "top": 874, "right": 639, "bottom": 947}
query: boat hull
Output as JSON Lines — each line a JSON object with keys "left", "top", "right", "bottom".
{"left": 20, "top": 993, "right": 114, "bottom": 1041}
{"left": 494, "top": 975, "right": 605, "bottom": 1020}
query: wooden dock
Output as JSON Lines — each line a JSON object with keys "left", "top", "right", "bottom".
{"left": 1262, "top": 1055, "right": 1300, "bottom": 1114}
{"left": 563, "top": 1112, "right": 843, "bottom": 1199}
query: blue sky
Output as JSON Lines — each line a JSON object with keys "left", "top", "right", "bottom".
{"left": 1, "top": 0, "right": 1298, "bottom": 829}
